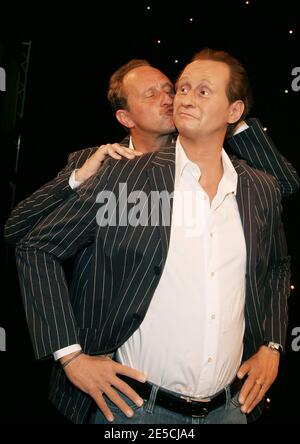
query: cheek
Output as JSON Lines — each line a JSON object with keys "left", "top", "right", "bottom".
{"left": 138, "top": 107, "right": 161, "bottom": 127}
{"left": 206, "top": 103, "right": 225, "bottom": 118}
{"left": 134, "top": 107, "right": 153, "bottom": 121}
{"left": 173, "top": 105, "right": 182, "bottom": 120}
{"left": 173, "top": 96, "right": 180, "bottom": 108}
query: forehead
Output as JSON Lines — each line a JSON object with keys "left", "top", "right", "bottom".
{"left": 179, "top": 60, "right": 230, "bottom": 86}
{"left": 123, "top": 66, "right": 172, "bottom": 93}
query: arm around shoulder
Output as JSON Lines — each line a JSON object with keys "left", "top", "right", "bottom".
{"left": 4, "top": 148, "right": 97, "bottom": 245}
{"left": 228, "top": 117, "right": 300, "bottom": 196}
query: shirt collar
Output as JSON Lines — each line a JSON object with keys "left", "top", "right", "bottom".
{"left": 175, "top": 136, "right": 238, "bottom": 195}
{"left": 220, "top": 148, "right": 238, "bottom": 196}
{"left": 175, "top": 137, "right": 201, "bottom": 184}
{"left": 129, "top": 137, "right": 134, "bottom": 150}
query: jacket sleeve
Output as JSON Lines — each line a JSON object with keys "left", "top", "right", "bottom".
{"left": 263, "top": 181, "right": 290, "bottom": 351}
{"left": 228, "top": 118, "right": 300, "bottom": 197}
{"left": 4, "top": 148, "right": 97, "bottom": 245}
{"left": 15, "top": 160, "right": 111, "bottom": 360}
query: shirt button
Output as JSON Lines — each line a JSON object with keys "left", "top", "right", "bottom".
{"left": 208, "top": 357, "right": 213, "bottom": 363}
{"left": 210, "top": 314, "right": 216, "bottom": 320}
{"left": 210, "top": 232, "right": 213, "bottom": 238}
{"left": 210, "top": 272, "right": 215, "bottom": 277}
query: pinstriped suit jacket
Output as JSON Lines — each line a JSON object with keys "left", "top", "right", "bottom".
{"left": 15, "top": 135, "right": 290, "bottom": 423}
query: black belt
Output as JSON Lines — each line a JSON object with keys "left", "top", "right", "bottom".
{"left": 119, "top": 375, "right": 243, "bottom": 418}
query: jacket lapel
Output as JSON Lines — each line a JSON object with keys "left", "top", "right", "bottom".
{"left": 234, "top": 163, "right": 257, "bottom": 276}
{"left": 147, "top": 147, "right": 176, "bottom": 264}
{"left": 234, "top": 160, "right": 262, "bottom": 355}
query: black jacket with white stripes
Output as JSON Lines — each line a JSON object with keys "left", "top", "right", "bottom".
{"left": 5, "top": 118, "right": 298, "bottom": 423}
{"left": 15, "top": 138, "right": 290, "bottom": 424}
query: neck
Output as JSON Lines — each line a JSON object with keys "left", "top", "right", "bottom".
{"left": 131, "top": 131, "right": 173, "bottom": 153}
{"left": 179, "top": 131, "right": 225, "bottom": 171}
{"left": 179, "top": 132, "right": 226, "bottom": 201}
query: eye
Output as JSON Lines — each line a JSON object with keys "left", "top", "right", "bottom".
{"left": 200, "top": 89, "right": 209, "bottom": 96}
{"left": 178, "top": 85, "right": 188, "bottom": 94}
{"left": 165, "top": 87, "right": 175, "bottom": 96}
{"left": 145, "top": 92, "right": 155, "bottom": 98}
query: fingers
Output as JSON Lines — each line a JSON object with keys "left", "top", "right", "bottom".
{"left": 237, "top": 349, "right": 279, "bottom": 414}
{"left": 105, "top": 144, "right": 123, "bottom": 160}
{"left": 116, "top": 144, "right": 143, "bottom": 157}
{"left": 245, "top": 386, "right": 266, "bottom": 413}
{"left": 239, "top": 378, "right": 267, "bottom": 413}
{"left": 115, "top": 361, "right": 147, "bottom": 383}
{"left": 89, "top": 377, "right": 135, "bottom": 422}
{"left": 238, "top": 376, "right": 254, "bottom": 405}
{"left": 91, "top": 389, "right": 114, "bottom": 422}
{"left": 237, "top": 361, "right": 250, "bottom": 380}
{"left": 67, "top": 356, "right": 146, "bottom": 422}
{"left": 105, "top": 385, "right": 136, "bottom": 419}
{"left": 99, "top": 144, "right": 143, "bottom": 160}
{"left": 91, "top": 380, "right": 143, "bottom": 423}
{"left": 113, "top": 377, "right": 144, "bottom": 408}
{"left": 90, "top": 360, "right": 146, "bottom": 422}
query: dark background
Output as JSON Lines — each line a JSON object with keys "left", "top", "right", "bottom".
{"left": 0, "top": 1, "right": 299, "bottom": 424}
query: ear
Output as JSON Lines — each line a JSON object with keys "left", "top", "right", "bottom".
{"left": 228, "top": 100, "right": 245, "bottom": 125}
{"left": 115, "top": 109, "right": 134, "bottom": 129}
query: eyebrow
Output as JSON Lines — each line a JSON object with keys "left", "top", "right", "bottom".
{"left": 143, "top": 82, "right": 174, "bottom": 94}
{"left": 176, "top": 77, "right": 214, "bottom": 87}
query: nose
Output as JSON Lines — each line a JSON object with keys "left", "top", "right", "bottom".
{"left": 179, "top": 90, "right": 196, "bottom": 107}
{"left": 161, "top": 90, "right": 174, "bottom": 106}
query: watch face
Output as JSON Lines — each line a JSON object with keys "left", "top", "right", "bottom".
{"left": 269, "top": 342, "right": 282, "bottom": 352}
{"left": 263, "top": 341, "right": 282, "bottom": 353}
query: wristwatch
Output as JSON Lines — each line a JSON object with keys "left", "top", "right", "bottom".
{"left": 263, "top": 341, "right": 283, "bottom": 354}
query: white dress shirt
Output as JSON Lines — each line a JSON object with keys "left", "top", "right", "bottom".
{"left": 116, "top": 138, "right": 247, "bottom": 398}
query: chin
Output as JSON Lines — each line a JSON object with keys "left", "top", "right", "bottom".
{"left": 175, "top": 121, "right": 195, "bottom": 134}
